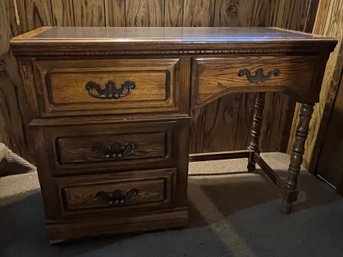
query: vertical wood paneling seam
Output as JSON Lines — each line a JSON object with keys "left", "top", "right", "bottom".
{"left": 23, "top": 0, "right": 28, "bottom": 31}
{"left": 182, "top": 0, "right": 186, "bottom": 26}
{"left": 72, "top": 0, "right": 76, "bottom": 27}
{"left": 48, "top": 0, "right": 55, "bottom": 26}
{"left": 102, "top": 0, "right": 106, "bottom": 26}
{"left": 305, "top": 0, "right": 321, "bottom": 32}
{"left": 250, "top": 0, "right": 257, "bottom": 27}
{"left": 304, "top": 0, "right": 313, "bottom": 31}
{"left": 162, "top": 0, "right": 165, "bottom": 26}
{"left": 325, "top": 0, "right": 335, "bottom": 33}
{"left": 163, "top": 0, "right": 166, "bottom": 26}
{"left": 104, "top": 0, "right": 107, "bottom": 26}
{"left": 181, "top": 0, "right": 184, "bottom": 27}
{"left": 13, "top": 0, "right": 21, "bottom": 27}
{"left": 124, "top": 0, "right": 127, "bottom": 26}
{"left": 161, "top": 0, "right": 166, "bottom": 27}
{"left": 210, "top": 0, "right": 216, "bottom": 27}
{"left": 289, "top": 0, "right": 297, "bottom": 29}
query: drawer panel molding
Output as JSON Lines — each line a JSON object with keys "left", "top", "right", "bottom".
{"left": 192, "top": 55, "right": 323, "bottom": 107}
{"left": 63, "top": 178, "right": 166, "bottom": 211}
{"left": 40, "top": 120, "right": 185, "bottom": 176}
{"left": 57, "top": 168, "right": 175, "bottom": 213}
{"left": 33, "top": 58, "right": 183, "bottom": 116}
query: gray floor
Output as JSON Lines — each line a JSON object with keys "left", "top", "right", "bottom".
{"left": 1, "top": 153, "right": 343, "bottom": 257}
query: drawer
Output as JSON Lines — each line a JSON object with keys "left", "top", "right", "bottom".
{"left": 57, "top": 132, "right": 166, "bottom": 164}
{"left": 33, "top": 58, "right": 182, "bottom": 116}
{"left": 42, "top": 120, "right": 186, "bottom": 176}
{"left": 56, "top": 168, "right": 175, "bottom": 213}
{"left": 192, "top": 55, "right": 321, "bottom": 107}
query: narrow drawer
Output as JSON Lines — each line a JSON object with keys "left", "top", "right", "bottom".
{"left": 43, "top": 120, "right": 184, "bottom": 176}
{"left": 33, "top": 58, "right": 182, "bottom": 116}
{"left": 192, "top": 55, "right": 321, "bottom": 107}
{"left": 57, "top": 132, "right": 166, "bottom": 164}
{"left": 56, "top": 168, "right": 174, "bottom": 213}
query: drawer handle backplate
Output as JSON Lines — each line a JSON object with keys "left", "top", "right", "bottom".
{"left": 91, "top": 142, "right": 137, "bottom": 159}
{"left": 95, "top": 188, "right": 139, "bottom": 206}
{"left": 238, "top": 68, "right": 280, "bottom": 84}
{"left": 85, "top": 80, "right": 136, "bottom": 99}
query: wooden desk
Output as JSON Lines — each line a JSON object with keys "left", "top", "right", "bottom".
{"left": 11, "top": 27, "right": 336, "bottom": 243}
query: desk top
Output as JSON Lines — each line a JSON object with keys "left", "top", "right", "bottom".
{"left": 13, "top": 27, "right": 331, "bottom": 41}
{"left": 11, "top": 27, "right": 337, "bottom": 56}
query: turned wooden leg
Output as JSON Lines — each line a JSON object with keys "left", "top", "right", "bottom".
{"left": 247, "top": 92, "right": 265, "bottom": 172}
{"left": 282, "top": 103, "right": 314, "bottom": 214}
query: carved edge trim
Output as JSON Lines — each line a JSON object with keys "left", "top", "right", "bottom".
{"left": 12, "top": 48, "right": 327, "bottom": 56}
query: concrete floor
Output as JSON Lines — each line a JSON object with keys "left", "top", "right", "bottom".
{"left": 1, "top": 152, "right": 343, "bottom": 257}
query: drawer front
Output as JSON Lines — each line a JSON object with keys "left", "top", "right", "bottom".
{"left": 57, "top": 168, "right": 174, "bottom": 213}
{"left": 34, "top": 58, "right": 181, "bottom": 116}
{"left": 192, "top": 55, "right": 321, "bottom": 107}
{"left": 44, "top": 120, "right": 183, "bottom": 176}
{"left": 57, "top": 133, "right": 166, "bottom": 164}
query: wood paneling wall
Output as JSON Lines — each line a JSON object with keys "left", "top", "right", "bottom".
{"left": 0, "top": 0, "right": 319, "bottom": 161}
{"left": 302, "top": 0, "right": 343, "bottom": 171}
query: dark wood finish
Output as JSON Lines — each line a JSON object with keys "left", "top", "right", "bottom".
{"left": 39, "top": 120, "right": 183, "bottom": 176}
{"left": 11, "top": 26, "right": 335, "bottom": 242}
{"left": 192, "top": 55, "right": 326, "bottom": 106}
{"left": 282, "top": 103, "right": 314, "bottom": 213}
{"left": 58, "top": 168, "right": 174, "bottom": 212}
{"left": 11, "top": 27, "right": 336, "bottom": 56}
{"left": 0, "top": 0, "right": 323, "bottom": 159}
{"left": 57, "top": 133, "right": 164, "bottom": 164}
{"left": 254, "top": 153, "right": 285, "bottom": 189}
{"left": 48, "top": 208, "right": 188, "bottom": 244}
{"left": 33, "top": 58, "right": 182, "bottom": 116}
{"left": 63, "top": 180, "right": 163, "bottom": 210}
{"left": 189, "top": 150, "right": 250, "bottom": 162}
{"left": 247, "top": 93, "right": 266, "bottom": 172}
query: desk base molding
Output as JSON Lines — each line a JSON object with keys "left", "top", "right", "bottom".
{"left": 47, "top": 208, "right": 188, "bottom": 244}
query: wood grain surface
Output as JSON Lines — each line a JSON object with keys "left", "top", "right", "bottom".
{"left": 1, "top": 0, "right": 320, "bottom": 159}
{"left": 73, "top": 0, "right": 106, "bottom": 26}
{"left": 54, "top": 167, "right": 176, "bottom": 215}
{"left": 57, "top": 132, "right": 167, "bottom": 164}
{"left": 38, "top": 120, "right": 184, "bottom": 176}
{"left": 62, "top": 177, "right": 168, "bottom": 211}
{"left": 303, "top": 0, "right": 343, "bottom": 171}
{"left": 0, "top": 0, "right": 28, "bottom": 157}
{"left": 192, "top": 55, "right": 322, "bottom": 106}
{"left": 33, "top": 58, "right": 180, "bottom": 116}
{"left": 316, "top": 71, "right": 343, "bottom": 192}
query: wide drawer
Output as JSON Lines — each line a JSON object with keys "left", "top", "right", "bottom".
{"left": 42, "top": 120, "right": 186, "bottom": 176}
{"left": 56, "top": 168, "right": 175, "bottom": 213}
{"left": 192, "top": 55, "right": 321, "bottom": 107}
{"left": 33, "top": 58, "right": 181, "bottom": 116}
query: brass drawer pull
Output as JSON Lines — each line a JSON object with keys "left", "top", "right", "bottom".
{"left": 95, "top": 188, "right": 139, "bottom": 206}
{"left": 91, "top": 142, "right": 137, "bottom": 159}
{"left": 238, "top": 68, "right": 280, "bottom": 84}
{"left": 85, "top": 80, "right": 136, "bottom": 99}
